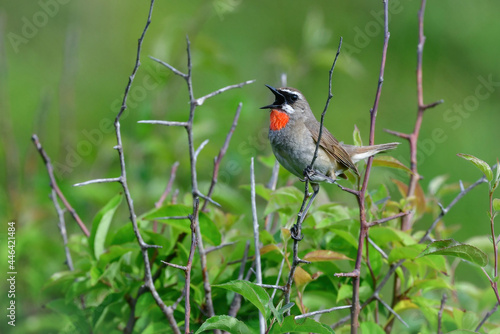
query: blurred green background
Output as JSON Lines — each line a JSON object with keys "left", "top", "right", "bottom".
{"left": 1, "top": 0, "right": 500, "bottom": 331}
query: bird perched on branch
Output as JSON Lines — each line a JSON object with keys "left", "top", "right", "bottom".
{"left": 261, "top": 85, "right": 398, "bottom": 196}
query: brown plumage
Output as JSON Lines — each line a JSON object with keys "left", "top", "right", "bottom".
{"left": 261, "top": 85, "right": 399, "bottom": 184}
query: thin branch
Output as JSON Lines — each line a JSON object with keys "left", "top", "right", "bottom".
{"left": 184, "top": 198, "right": 199, "bottom": 333}
{"left": 257, "top": 283, "right": 286, "bottom": 291}
{"left": 202, "top": 103, "right": 243, "bottom": 212}
{"left": 103, "top": 1, "right": 180, "bottom": 332}
{"left": 368, "top": 211, "right": 410, "bottom": 227}
{"left": 194, "top": 139, "right": 210, "bottom": 160}
{"left": 149, "top": 55, "right": 187, "bottom": 78}
{"left": 420, "top": 176, "right": 487, "bottom": 242}
{"left": 476, "top": 302, "right": 499, "bottom": 332}
{"left": 161, "top": 261, "right": 188, "bottom": 271}
{"left": 295, "top": 305, "right": 352, "bottom": 320}
{"left": 138, "top": 120, "right": 189, "bottom": 127}
{"left": 368, "top": 237, "right": 388, "bottom": 259}
{"left": 384, "top": 128, "right": 411, "bottom": 140}
{"left": 49, "top": 190, "right": 74, "bottom": 270}
{"left": 251, "top": 157, "right": 266, "bottom": 334}
{"left": 271, "top": 258, "right": 285, "bottom": 300}
{"left": 31, "top": 134, "right": 90, "bottom": 237}
{"left": 310, "top": 37, "right": 342, "bottom": 169}
{"left": 155, "top": 162, "right": 180, "bottom": 210}
{"left": 376, "top": 296, "right": 409, "bottom": 328}
{"left": 155, "top": 215, "right": 190, "bottom": 220}
{"left": 437, "top": 294, "right": 447, "bottom": 334}
{"left": 205, "top": 242, "right": 237, "bottom": 254}
{"left": 346, "top": 1, "right": 390, "bottom": 331}
{"left": 195, "top": 80, "right": 255, "bottom": 106}
{"left": 228, "top": 240, "right": 251, "bottom": 317}
{"left": 284, "top": 37, "right": 343, "bottom": 315}
{"left": 73, "top": 177, "right": 121, "bottom": 187}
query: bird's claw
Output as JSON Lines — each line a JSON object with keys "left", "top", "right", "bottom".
{"left": 303, "top": 165, "right": 315, "bottom": 180}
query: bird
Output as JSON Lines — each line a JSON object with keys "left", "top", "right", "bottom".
{"left": 261, "top": 85, "right": 399, "bottom": 231}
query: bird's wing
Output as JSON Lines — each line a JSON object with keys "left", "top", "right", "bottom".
{"left": 305, "top": 121, "right": 359, "bottom": 175}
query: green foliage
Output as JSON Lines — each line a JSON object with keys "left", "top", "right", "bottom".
{"left": 419, "top": 239, "right": 488, "bottom": 267}
{"left": 214, "top": 280, "right": 272, "bottom": 320}
{"left": 16, "top": 1, "right": 500, "bottom": 332}
{"left": 195, "top": 315, "right": 253, "bottom": 334}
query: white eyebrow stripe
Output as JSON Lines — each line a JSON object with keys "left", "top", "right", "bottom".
{"left": 280, "top": 89, "right": 303, "bottom": 99}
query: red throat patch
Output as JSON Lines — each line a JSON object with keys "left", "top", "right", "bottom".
{"left": 269, "top": 109, "right": 289, "bottom": 131}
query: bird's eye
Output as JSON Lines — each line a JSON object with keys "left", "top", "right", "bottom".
{"left": 290, "top": 94, "right": 298, "bottom": 101}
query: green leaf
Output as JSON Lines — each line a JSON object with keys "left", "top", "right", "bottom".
{"left": 89, "top": 194, "right": 122, "bottom": 259}
{"left": 46, "top": 299, "right": 91, "bottom": 334}
{"left": 336, "top": 284, "right": 352, "bottom": 303}
{"left": 264, "top": 186, "right": 304, "bottom": 215}
{"left": 353, "top": 124, "right": 363, "bottom": 146}
{"left": 493, "top": 198, "right": 500, "bottom": 212}
{"left": 388, "top": 244, "right": 426, "bottom": 263}
{"left": 418, "top": 239, "right": 488, "bottom": 267}
{"left": 195, "top": 315, "right": 252, "bottom": 334}
{"left": 457, "top": 153, "right": 493, "bottom": 182}
{"left": 141, "top": 204, "right": 221, "bottom": 245}
{"left": 214, "top": 280, "right": 271, "bottom": 319}
{"left": 372, "top": 156, "right": 413, "bottom": 174}
{"left": 360, "top": 321, "right": 385, "bottom": 334}
{"left": 269, "top": 316, "right": 334, "bottom": 334}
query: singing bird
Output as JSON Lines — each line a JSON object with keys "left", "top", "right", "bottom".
{"left": 261, "top": 85, "right": 398, "bottom": 195}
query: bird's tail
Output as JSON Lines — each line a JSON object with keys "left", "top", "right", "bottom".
{"left": 342, "top": 142, "right": 399, "bottom": 163}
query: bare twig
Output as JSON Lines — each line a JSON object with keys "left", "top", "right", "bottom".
{"left": 376, "top": 295, "right": 409, "bottom": 328}
{"left": 398, "top": 0, "right": 443, "bottom": 231}
{"left": 344, "top": 2, "right": 390, "bottom": 331}
{"left": 155, "top": 161, "right": 179, "bottom": 208}
{"left": 251, "top": 157, "right": 266, "bottom": 334}
{"left": 49, "top": 190, "right": 74, "bottom": 270}
{"left": 137, "top": 120, "right": 189, "bottom": 127}
{"left": 228, "top": 240, "right": 251, "bottom": 317}
{"left": 257, "top": 283, "right": 286, "bottom": 291}
{"left": 271, "top": 258, "right": 285, "bottom": 300}
{"left": 149, "top": 56, "right": 187, "bottom": 78}
{"left": 149, "top": 37, "right": 253, "bottom": 333}
{"left": 476, "top": 302, "right": 499, "bottom": 332}
{"left": 205, "top": 242, "right": 237, "bottom": 254}
{"left": 75, "top": 1, "right": 179, "bottom": 332}
{"left": 154, "top": 161, "right": 180, "bottom": 232}
{"left": 202, "top": 103, "right": 243, "bottom": 212}
{"left": 283, "top": 37, "right": 343, "bottom": 314}
{"left": 73, "top": 177, "right": 122, "bottom": 187}
{"left": 195, "top": 80, "right": 255, "bottom": 106}
{"left": 367, "top": 211, "right": 410, "bottom": 227}
{"left": 32, "top": 134, "right": 90, "bottom": 237}
{"left": 437, "top": 294, "right": 447, "bottom": 334}
{"left": 184, "top": 198, "right": 199, "bottom": 332}
{"left": 295, "top": 305, "right": 351, "bottom": 320}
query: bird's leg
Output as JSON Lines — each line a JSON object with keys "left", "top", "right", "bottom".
{"left": 291, "top": 183, "right": 320, "bottom": 241}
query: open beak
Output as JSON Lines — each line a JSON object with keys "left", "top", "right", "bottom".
{"left": 260, "top": 85, "right": 285, "bottom": 109}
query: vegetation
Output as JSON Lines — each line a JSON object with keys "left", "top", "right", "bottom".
{"left": 2, "top": 0, "right": 500, "bottom": 333}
